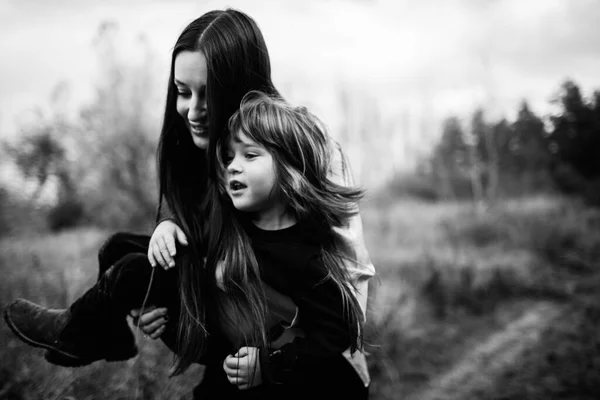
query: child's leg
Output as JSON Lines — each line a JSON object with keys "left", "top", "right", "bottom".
{"left": 94, "top": 232, "right": 183, "bottom": 354}
{"left": 4, "top": 252, "right": 178, "bottom": 367}
{"left": 97, "top": 232, "right": 151, "bottom": 280}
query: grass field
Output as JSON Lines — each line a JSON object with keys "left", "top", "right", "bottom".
{"left": 1, "top": 195, "right": 600, "bottom": 399}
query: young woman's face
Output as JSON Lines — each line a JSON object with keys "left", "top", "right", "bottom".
{"left": 174, "top": 50, "right": 209, "bottom": 149}
{"left": 224, "top": 131, "right": 279, "bottom": 214}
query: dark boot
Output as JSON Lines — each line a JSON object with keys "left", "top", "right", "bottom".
{"left": 4, "top": 299, "right": 137, "bottom": 367}
{"left": 4, "top": 253, "right": 172, "bottom": 367}
{"left": 4, "top": 299, "right": 87, "bottom": 366}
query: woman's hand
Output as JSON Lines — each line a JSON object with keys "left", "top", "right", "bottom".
{"left": 129, "top": 306, "right": 169, "bottom": 339}
{"left": 148, "top": 220, "right": 188, "bottom": 269}
{"left": 223, "top": 347, "right": 263, "bottom": 390}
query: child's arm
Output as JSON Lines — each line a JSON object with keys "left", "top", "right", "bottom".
{"left": 148, "top": 197, "right": 188, "bottom": 269}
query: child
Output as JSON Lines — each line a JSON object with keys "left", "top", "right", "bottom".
{"left": 193, "top": 91, "right": 368, "bottom": 399}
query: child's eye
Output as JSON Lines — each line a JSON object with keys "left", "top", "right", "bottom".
{"left": 177, "top": 89, "right": 191, "bottom": 97}
{"left": 245, "top": 153, "right": 258, "bottom": 160}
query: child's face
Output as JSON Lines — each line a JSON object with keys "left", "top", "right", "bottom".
{"left": 224, "top": 130, "right": 279, "bottom": 214}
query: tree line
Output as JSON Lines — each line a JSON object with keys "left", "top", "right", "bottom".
{"left": 414, "top": 79, "right": 600, "bottom": 206}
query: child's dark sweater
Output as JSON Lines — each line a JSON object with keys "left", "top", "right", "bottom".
{"left": 243, "top": 219, "right": 352, "bottom": 383}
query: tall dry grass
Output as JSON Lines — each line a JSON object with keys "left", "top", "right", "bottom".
{"left": 0, "top": 228, "right": 201, "bottom": 400}
{"left": 1, "top": 195, "right": 600, "bottom": 399}
{"left": 360, "top": 195, "right": 600, "bottom": 399}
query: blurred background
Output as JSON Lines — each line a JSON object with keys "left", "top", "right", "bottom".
{"left": 1, "top": 0, "right": 600, "bottom": 399}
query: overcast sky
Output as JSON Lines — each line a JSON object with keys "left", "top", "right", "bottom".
{"left": 1, "top": 0, "right": 599, "bottom": 156}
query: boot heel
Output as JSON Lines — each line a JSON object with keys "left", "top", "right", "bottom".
{"left": 44, "top": 349, "right": 92, "bottom": 367}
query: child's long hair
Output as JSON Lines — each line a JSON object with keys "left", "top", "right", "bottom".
{"left": 209, "top": 91, "right": 365, "bottom": 353}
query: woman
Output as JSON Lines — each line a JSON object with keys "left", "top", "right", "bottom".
{"left": 5, "top": 8, "right": 375, "bottom": 395}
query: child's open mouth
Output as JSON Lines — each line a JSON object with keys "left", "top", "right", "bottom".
{"left": 229, "top": 180, "right": 247, "bottom": 191}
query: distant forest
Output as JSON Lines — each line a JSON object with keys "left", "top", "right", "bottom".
{"left": 393, "top": 79, "right": 600, "bottom": 207}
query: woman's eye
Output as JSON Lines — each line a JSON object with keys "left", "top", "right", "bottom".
{"left": 177, "top": 90, "right": 191, "bottom": 97}
{"left": 245, "top": 153, "right": 258, "bottom": 160}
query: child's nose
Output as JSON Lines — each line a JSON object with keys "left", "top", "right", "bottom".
{"left": 227, "top": 159, "right": 241, "bottom": 174}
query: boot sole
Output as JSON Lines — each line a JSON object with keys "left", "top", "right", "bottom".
{"left": 4, "top": 304, "right": 90, "bottom": 367}
{"left": 45, "top": 349, "right": 94, "bottom": 367}
{"left": 45, "top": 345, "right": 138, "bottom": 367}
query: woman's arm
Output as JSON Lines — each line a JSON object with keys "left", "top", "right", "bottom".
{"left": 327, "top": 138, "right": 376, "bottom": 321}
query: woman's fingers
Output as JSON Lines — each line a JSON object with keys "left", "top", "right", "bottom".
{"left": 138, "top": 307, "right": 168, "bottom": 324}
{"left": 136, "top": 307, "right": 168, "bottom": 334}
{"left": 149, "top": 325, "right": 166, "bottom": 339}
{"left": 141, "top": 317, "right": 168, "bottom": 335}
{"left": 225, "top": 371, "right": 247, "bottom": 386}
{"left": 223, "top": 355, "right": 236, "bottom": 375}
{"left": 224, "top": 354, "right": 243, "bottom": 369}
{"left": 130, "top": 305, "right": 155, "bottom": 325}
{"left": 234, "top": 347, "right": 249, "bottom": 357}
{"left": 229, "top": 377, "right": 248, "bottom": 386}
{"left": 131, "top": 307, "right": 167, "bottom": 339}
{"left": 223, "top": 355, "right": 255, "bottom": 388}
{"left": 223, "top": 356, "right": 244, "bottom": 378}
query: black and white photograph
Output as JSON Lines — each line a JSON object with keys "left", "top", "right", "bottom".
{"left": 1, "top": 0, "right": 599, "bottom": 399}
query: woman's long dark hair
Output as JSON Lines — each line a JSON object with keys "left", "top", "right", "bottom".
{"left": 213, "top": 91, "right": 365, "bottom": 356}
{"left": 155, "top": 9, "right": 280, "bottom": 375}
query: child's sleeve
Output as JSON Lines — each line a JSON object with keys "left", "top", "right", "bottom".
{"left": 327, "top": 138, "right": 376, "bottom": 321}
{"left": 155, "top": 195, "right": 175, "bottom": 226}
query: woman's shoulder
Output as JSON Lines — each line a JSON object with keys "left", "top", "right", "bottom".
{"left": 325, "top": 137, "right": 355, "bottom": 187}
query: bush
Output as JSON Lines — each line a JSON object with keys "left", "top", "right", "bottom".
{"left": 551, "top": 163, "right": 589, "bottom": 194}
{"left": 582, "top": 179, "right": 600, "bottom": 208}
{"left": 385, "top": 173, "right": 440, "bottom": 202}
{"left": 47, "top": 199, "right": 84, "bottom": 232}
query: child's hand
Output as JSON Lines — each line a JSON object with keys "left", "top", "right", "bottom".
{"left": 223, "top": 346, "right": 262, "bottom": 390}
{"left": 148, "top": 220, "right": 188, "bottom": 269}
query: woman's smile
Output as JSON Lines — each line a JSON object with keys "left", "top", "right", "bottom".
{"left": 189, "top": 122, "right": 208, "bottom": 138}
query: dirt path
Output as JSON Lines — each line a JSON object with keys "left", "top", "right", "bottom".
{"left": 407, "top": 302, "right": 564, "bottom": 400}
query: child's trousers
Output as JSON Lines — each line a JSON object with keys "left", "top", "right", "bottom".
{"left": 94, "top": 232, "right": 181, "bottom": 353}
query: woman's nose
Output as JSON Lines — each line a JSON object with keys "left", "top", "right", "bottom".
{"left": 188, "top": 95, "right": 206, "bottom": 122}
